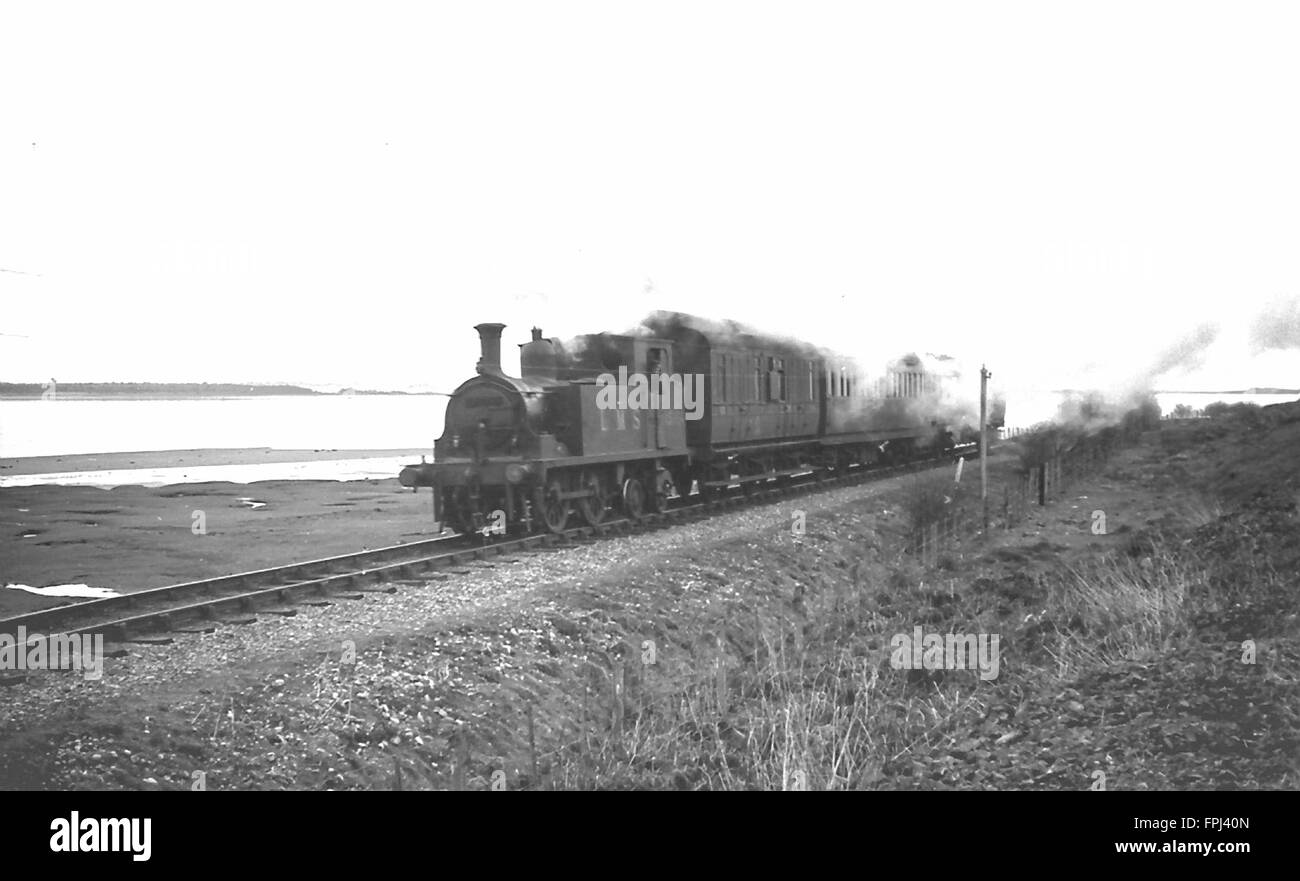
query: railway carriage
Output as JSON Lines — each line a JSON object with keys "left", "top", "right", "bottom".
{"left": 400, "top": 312, "right": 975, "bottom": 535}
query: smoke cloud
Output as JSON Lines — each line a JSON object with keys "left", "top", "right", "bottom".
{"left": 1145, "top": 323, "right": 1220, "bottom": 380}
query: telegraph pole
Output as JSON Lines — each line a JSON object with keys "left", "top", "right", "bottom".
{"left": 980, "top": 364, "right": 991, "bottom": 532}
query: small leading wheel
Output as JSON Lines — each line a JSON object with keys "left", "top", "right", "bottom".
{"left": 621, "top": 477, "right": 646, "bottom": 520}
{"left": 536, "top": 477, "right": 569, "bottom": 534}
{"left": 576, "top": 472, "right": 606, "bottom": 526}
{"left": 443, "top": 487, "right": 474, "bottom": 534}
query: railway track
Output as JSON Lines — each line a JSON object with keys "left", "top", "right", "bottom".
{"left": 0, "top": 444, "right": 977, "bottom": 657}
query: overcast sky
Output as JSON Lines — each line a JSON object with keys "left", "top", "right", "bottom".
{"left": 2, "top": 1, "right": 1298, "bottom": 394}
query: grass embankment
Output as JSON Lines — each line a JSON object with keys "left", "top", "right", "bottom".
{"left": 416, "top": 408, "right": 1299, "bottom": 790}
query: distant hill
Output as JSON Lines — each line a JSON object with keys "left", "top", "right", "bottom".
{"left": 0, "top": 382, "right": 321, "bottom": 399}
{"left": 1154, "top": 388, "right": 1300, "bottom": 395}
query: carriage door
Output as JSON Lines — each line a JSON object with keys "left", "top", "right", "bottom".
{"left": 816, "top": 361, "right": 828, "bottom": 435}
{"left": 648, "top": 346, "right": 667, "bottom": 448}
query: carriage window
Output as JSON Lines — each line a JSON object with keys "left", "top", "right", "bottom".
{"left": 767, "top": 357, "right": 786, "bottom": 402}
{"left": 717, "top": 355, "right": 727, "bottom": 402}
{"left": 648, "top": 347, "right": 666, "bottom": 374}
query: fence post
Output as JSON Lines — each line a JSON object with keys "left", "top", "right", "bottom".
{"left": 611, "top": 661, "right": 625, "bottom": 738}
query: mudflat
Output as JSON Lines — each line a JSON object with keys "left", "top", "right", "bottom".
{"left": 0, "top": 448, "right": 439, "bottom": 617}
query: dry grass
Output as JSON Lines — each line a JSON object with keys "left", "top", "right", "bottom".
{"left": 1179, "top": 493, "right": 1225, "bottom": 529}
{"left": 900, "top": 469, "right": 977, "bottom": 535}
{"left": 1042, "top": 549, "right": 1197, "bottom": 679}
{"left": 524, "top": 511, "right": 1292, "bottom": 789}
{"left": 528, "top": 541, "right": 1003, "bottom": 789}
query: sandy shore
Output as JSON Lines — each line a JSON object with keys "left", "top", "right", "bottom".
{"left": 0, "top": 447, "right": 440, "bottom": 618}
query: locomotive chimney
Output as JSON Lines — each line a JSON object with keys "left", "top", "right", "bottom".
{"left": 475, "top": 322, "right": 506, "bottom": 375}
{"left": 531, "top": 327, "right": 543, "bottom": 341}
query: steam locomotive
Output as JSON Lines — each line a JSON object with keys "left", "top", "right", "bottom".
{"left": 399, "top": 312, "right": 987, "bottom": 535}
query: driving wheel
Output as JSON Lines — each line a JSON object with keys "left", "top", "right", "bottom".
{"left": 536, "top": 476, "right": 569, "bottom": 533}
{"left": 576, "top": 472, "right": 606, "bottom": 526}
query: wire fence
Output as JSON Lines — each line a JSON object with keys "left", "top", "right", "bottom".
{"left": 911, "top": 418, "right": 1150, "bottom": 567}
